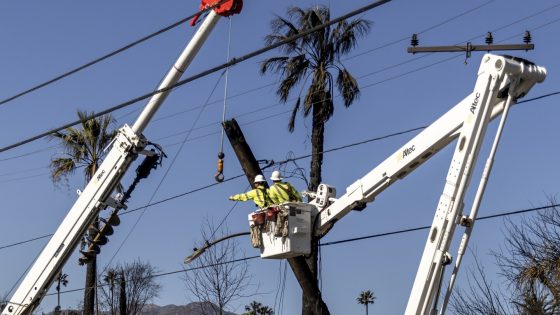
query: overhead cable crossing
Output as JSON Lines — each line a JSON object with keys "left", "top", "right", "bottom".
{"left": 0, "top": 0, "right": 392, "bottom": 153}
{"left": 1, "top": 103, "right": 559, "bottom": 253}
{"left": 2, "top": 1, "right": 560, "bottom": 155}
{"left": 0, "top": 0, "right": 230, "bottom": 107}
{"left": 11, "top": 203, "right": 560, "bottom": 299}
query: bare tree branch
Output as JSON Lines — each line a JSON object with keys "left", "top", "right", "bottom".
{"left": 184, "top": 219, "right": 255, "bottom": 315}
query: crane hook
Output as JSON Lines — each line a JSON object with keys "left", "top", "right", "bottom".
{"left": 214, "top": 152, "right": 225, "bottom": 182}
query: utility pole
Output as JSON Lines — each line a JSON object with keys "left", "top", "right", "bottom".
{"left": 222, "top": 119, "right": 330, "bottom": 315}
{"left": 119, "top": 269, "right": 126, "bottom": 315}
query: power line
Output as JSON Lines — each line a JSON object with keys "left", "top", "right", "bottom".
{"left": 0, "top": 172, "right": 50, "bottom": 184}
{"left": 0, "top": 146, "right": 57, "bottom": 162}
{"left": 2, "top": 5, "right": 560, "bottom": 252}
{"left": 0, "top": 107, "right": 291, "bottom": 182}
{"left": 42, "top": 255, "right": 260, "bottom": 297}
{"left": 1, "top": 88, "right": 558, "bottom": 251}
{"left": 0, "top": 124, "right": 422, "bottom": 252}
{"left": 120, "top": 125, "right": 427, "bottom": 215}
{"left": 0, "top": 0, "right": 392, "bottom": 154}
{"left": 149, "top": 0, "right": 500, "bottom": 121}
{"left": 0, "top": 234, "right": 52, "bottom": 251}
{"left": 320, "top": 204, "right": 560, "bottom": 247}
{"left": 102, "top": 68, "right": 228, "bottom": 271}
{"left": 0, "top": 166, "right": 48, "bottom": 177}
{"left": 0, "top": 2, "right": 560, "bottom": 306}
{"left": 344, "top": 0, "right": 497, "bottom": 62}
{"left": 0, "top": 1, "right": 228, "bottom": 107}
{"left": 30, "top": 203, "right": 560, "bottom": 298}
{"left": 2, "top": 0, "right": 556, "bottom": 157}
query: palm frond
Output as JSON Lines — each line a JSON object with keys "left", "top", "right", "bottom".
{"left": 336, "top": 67, "right": 360, "bottom": 107}
{"left": 288, "top": 97, "right": 301, "bottom": 132}
{"left": 50, "top": 157, "right": 76, "bottom": 184}
{"left": 275, "top": 55, "right": 309, "bottom": 102}
{"left": 333, "top": 19, "right": 372, "bottom": 57}
{"left": 49, "top": 111, "right": 116, "bottom": 187}
{"left": 267, "top": 15, "right": 300, "bottom": 53}
{"left": 260, "top": 56, "right": 290, "bottom": 75}
{"left": 262, "top": 5, "right": 369, "bottom": 137}
{"left": 303, "top": 82, "right": 320, "bottom": 117}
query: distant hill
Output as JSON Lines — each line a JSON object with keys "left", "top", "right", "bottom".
{"left": 141, "top": 302, "right": 238, "bottom": 315}
{"left": 43, "top": 302, "right": 239, "bottom": 315}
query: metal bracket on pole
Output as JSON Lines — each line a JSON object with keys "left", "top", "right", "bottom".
{"left": 407, "top": 32, "right": 534, "bottom": 61}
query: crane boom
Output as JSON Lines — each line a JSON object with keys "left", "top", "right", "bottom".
{"left": 251, "top": 54, "right": 546, "bottom": 314}
{"left": 2, "top": 2, "right": 243, "bottom": 314}
{"left": 316, "top": 56, "right": 545, "bottom": 237}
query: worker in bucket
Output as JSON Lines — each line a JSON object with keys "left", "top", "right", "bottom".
{"left": 268, "top": 170, "right": 302, "bottom": 204}
{"left": 228, "top": 174, "right": 273, "bottom": 208}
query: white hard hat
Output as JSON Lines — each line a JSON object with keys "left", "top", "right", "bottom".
{"left": 270, "top": 170, "right": 283, "bottom": 181}
{"left": 254, "top": 174, "right": 266, "bottom": 184}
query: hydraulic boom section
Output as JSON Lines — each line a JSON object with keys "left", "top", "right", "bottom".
{"left": 405, "top": 55, "right": 545, "bottom": 315}
{"left": 2, "top": 2, "right": 242, "bottom": 314}
{"left": 249, "top": 54, "right": 546, "bottom": 315}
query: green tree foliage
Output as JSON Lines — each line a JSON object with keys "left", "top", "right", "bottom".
{"left": 242, "top": 301, "right": 274, "bottom": 315}
{"left": 98, "top": 260, "right": 161, "bottom": 315}
{"left": 451, "top": 204, "right": 560, "bottom": 314}
{"left": 54, "top": 272, "right": 69, "bottom": 314}
{"left": 356, "top": 290, "right": 376, "bottom": 315}
{"left": 261, "top": 6, "right": 371, "bottom": 315}
{"left": 49, "top": 110, "right": 117, "bottom": 315}
{"left": 50, "top": 111, "right": 117, "bottom": 185}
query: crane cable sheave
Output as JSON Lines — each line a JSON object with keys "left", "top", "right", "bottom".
{"left": 191, "top": 0, "right": 243, "bottom": 26}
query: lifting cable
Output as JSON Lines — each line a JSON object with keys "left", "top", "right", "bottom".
{"left": 215, "top": 17, "right": 233, "bottom": 182}
{"left": 100, "top": 65, "right": 227, "bottom": 275}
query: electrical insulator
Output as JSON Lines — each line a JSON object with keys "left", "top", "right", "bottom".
{"left": 523, "top": 31, "right": 532, "bottom": 44}
{"left": 485, "top": 32, "right": 493, "bottom": 45}
{"left": 410, "top": 34, "right": 419, "bottom": 47}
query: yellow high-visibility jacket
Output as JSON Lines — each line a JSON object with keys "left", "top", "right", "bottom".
{"left": 269, "top": 181, "right": 302, "bottom": 204}
{"left": 229, "top": 187, "right": 272, "bottom": 208}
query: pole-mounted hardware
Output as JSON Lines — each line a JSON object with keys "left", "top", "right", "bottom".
{"left": 407, "top": 31, "right": 534, "bottom": 62}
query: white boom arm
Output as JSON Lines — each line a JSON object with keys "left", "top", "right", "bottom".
{"left": 2, "top": 8, "right": 230, "bottom": 315}
{"left": 312, "top": 54, "right": 545, "bottom": 314}
{"left": 317, "top": 55, "right": 545, "bottom": 236}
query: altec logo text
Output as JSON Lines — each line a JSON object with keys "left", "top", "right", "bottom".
{"left": 470, "top": 92, "right": 481, "bottom": 114}
{"left": 402, "top": 145, "right": 415, "bottom": 159}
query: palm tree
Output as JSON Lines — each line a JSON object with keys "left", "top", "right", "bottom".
{"left": 55, "top": 272, "right": 68, "bottom": 314}
{"left": 242, "top": 301, "right": 274, "bottom": 315}
{"left": 260, "top": 5, "right": 370, "bottom": 315}
{"left": 357, "top": 290, "right": 376, "bottom": 315}
{"left": 49, "top": 110, "right": 117, "bottom": 315}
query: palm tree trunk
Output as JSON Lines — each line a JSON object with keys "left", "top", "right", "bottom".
{"left": 83, "top": 165, "right": 98, "bottom": 315}
{"left": 366, "top": 304, "right": 369, "bottom": 315}
{"left": 83, "top": 256, "right": 96, "bottom": 315}
{"left": 303, "top": 105, "right": 326, "bottom": 315}
{"left": 308, "top": 104, "right": 325, "bottom": 196}
{"left": 56, "top": 282, "right": 60, "bottom": 310}
{"left": 83, "top": 220, "right": 98, "bottom": 315}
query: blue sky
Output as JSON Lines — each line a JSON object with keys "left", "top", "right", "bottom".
{"left": 1, "top": 0, "right": 559, "bottom": 314}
